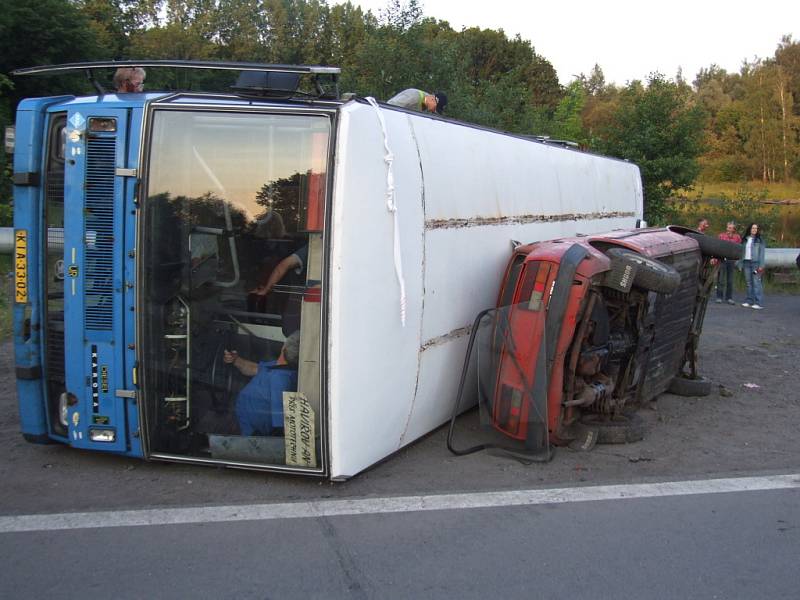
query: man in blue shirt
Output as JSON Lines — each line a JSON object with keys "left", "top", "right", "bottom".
{"left": 223, "top": 331, "right": 300, "bottom": 436}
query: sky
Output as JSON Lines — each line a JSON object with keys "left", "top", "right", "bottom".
{"left": 340, "top": 0, "right": 798, "bottom": 86}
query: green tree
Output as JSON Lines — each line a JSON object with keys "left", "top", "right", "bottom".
{"left": 550, "top": 80, "right": 586, "bottom": 143}
{"left": 0, "top": 0, "right": 104, "bottom": 102}
{"left": 737, "top": 60, "right": 786, "bottom": 183}
{"left": 775, "top": 35, "right": 800, "bottom": 118}
{"left": 0, "top": 0, "right": 105, "bottom": 226}
{"left": 578, "top": 64, "right": 621, "bottom": 149}
{"left": 598, "top": 74, "right": 706, "bottom": 223}
{"left": 692, "top": 65, "right": 748, "bottom": 181}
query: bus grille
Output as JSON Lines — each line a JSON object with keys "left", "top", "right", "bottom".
{"left": 84, "top": 137, "right": 116, "bottom": 330}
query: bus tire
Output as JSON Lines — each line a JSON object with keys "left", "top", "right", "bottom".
{"left": 23, "top": 433, "right": 55, "bottom": 445}
{"left": 606, "top": 248, "right": 681, "bottom": 294}
{"left": 685, "top": 232, "right": 742, "bottom": 260}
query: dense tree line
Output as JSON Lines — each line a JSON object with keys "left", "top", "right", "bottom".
{"left": 0, "top": 0, "right": 798, "bottom": 224}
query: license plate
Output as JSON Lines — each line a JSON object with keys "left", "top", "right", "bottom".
{"left": 15, "top": 229, "right": 27, "bottom": 303}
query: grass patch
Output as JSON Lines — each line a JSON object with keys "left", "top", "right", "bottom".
{"left": 763, "top": 268, "right": 800, "bottom": 294}
{"left": 668, "top": 184, "right": 799, "bottom": 246}
{"left": 690, "top": 180, "right": 800, "bottom": 201}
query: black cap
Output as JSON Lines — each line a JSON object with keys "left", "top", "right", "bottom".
{"left": 434, "top": 91, "right": 448, "bottom": 114}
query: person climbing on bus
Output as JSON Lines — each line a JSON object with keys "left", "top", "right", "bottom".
{"left": 250, "top": 244, "right": 307, "bottom": 334}
{"left": 387, "top": 88, "right": 448, "bottom": 114}
{"left": 250, "top": 245, "right": 307, "bottom": 297}
{"left": 113, "top": 67, "right": 146, "bottom": 93}
{"left": 223, "top": 331, "right": 300, "bottom": 437}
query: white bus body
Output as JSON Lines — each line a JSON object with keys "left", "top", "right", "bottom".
{"left": 327, "top": 102, "right": 642, "bottom": 478}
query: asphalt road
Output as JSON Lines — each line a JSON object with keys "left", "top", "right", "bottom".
{"left": 1, "top": 294, "right": 799, "bottom": 598}
{"left": 1, "top": 485, "right": 798, "bottom": 599}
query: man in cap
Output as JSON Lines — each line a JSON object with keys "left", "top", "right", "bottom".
{"left": 387, "top": 88, "right": 448, "bottom": 114}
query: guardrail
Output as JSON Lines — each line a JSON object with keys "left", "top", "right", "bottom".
{"left": 764, "top": 248, "right": 800, "bottom": 268}
{"left": 0, "top": 227, "right": 68, "bottom": 253}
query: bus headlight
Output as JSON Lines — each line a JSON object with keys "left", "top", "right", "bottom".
{"left": 58, "top": 392, "right": 69, "bottom": 427}
{"left": 89, "top": 428, "right": 116, "bottom": 443}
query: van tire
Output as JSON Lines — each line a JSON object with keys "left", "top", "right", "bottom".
{"left": 668, "top": 375, "right": 712, "bottom": 397}
{"left": 606, "top": 248, "right": 681, "bottom": 294}
{"left": 580, "top": 412, "right": 645, "bottom": 444}
{"left": 686, "top": 232, "right": 742, "bottom": 260}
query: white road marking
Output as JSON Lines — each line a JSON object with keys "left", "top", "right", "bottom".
{"left": 1, "top": 473, "right": 798, "bottom": 534}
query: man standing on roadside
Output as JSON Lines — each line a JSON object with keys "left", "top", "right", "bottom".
{"left": 715, "top": 220, "right": 742, "bottom": 304}
{"left": 697, "top": 218, "right": 709, "bottom": 233}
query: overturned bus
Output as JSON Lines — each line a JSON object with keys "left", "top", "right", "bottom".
{"left": 9, "top": 61, "right": 643, "bottom": 479}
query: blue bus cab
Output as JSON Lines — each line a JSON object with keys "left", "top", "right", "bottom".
{"left": 12, "top": 62, "right": 336, "bottom": 474}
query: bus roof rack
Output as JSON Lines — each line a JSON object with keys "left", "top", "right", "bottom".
{"left": 12, "top": 60, "right": 341, "bottom": 99}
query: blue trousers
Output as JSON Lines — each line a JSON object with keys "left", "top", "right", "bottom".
{"left": 742, "top": 260, "right": 763, "bottom": 305}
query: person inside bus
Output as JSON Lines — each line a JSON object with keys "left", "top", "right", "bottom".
{"left": 387, "top": 88, "right": 448, "bottom": 114}
{"left": 113, "top": 67, "right": 146, "bottom": 93}
{"left": 245, "top": 210, "right": 287, "bottom": 311}
{"left": 249, "top": 244, "right": 307, "bottom": 335}
{"left": 223, "top": 331, "right": 300, "bottom": 437}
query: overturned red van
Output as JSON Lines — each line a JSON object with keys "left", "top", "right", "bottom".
{"left": 484, "top": 226, "right": 741, "bottom": 452}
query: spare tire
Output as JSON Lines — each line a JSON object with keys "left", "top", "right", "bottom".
{"left": 686, "top": 232, "right": 742, "bottom": 260}
{"left": 580, "top": 412, "right": 645, "bottom": 444}
{"left": 606, "top": 248, "right": 681, "bottom": 294}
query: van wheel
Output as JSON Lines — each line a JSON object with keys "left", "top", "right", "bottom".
{"left": 580, "top": 412, "right": 644, "bottom": 444}
{"left": 685, "top": 232, "right": 742, "bottom": 260}
{"left": 605, "top": 248, "right": 681, "bottom": 294}
{"left": 667, "top": 375, "right": 712, "bottom": 397}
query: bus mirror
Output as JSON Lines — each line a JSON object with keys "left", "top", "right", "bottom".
{"left": 5, "top": 126, "right": 15, "bottom": 154}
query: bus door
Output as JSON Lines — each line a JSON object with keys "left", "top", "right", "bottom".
{"left": 140, "top": 108, "right": 330, "bottom": 472}
{"left": 62, "top": 107, "right": 130, "bottom": 452}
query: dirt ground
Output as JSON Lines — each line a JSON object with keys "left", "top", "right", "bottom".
{"left": 1, "top": 294, "right": 798, "bottom": 516}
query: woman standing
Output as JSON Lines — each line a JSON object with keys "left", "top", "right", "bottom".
{"left": 741, "top": 223, "right": 766, "bottom": 310}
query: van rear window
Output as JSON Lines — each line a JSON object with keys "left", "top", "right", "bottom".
{"left": 499, "top": 254, "right": 525, "bottom": 308}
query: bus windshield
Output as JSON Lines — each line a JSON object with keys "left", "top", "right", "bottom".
{"left": 141, "top": 109, "right": 330, "bottom": 471}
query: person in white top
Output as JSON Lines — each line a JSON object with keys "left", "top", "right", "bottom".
{"left": 740, "top": 223, "right": 766, "bottom": 309}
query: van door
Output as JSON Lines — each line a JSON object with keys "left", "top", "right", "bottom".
{"left": 63, "top": 108, "right": 130, "bottom": 452}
